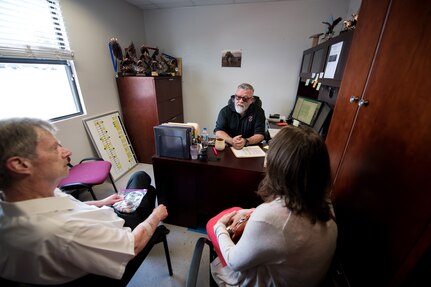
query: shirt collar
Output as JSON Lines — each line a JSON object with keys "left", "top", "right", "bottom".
{"left": 0, "top": 189, "right": 77, "bottom": 217}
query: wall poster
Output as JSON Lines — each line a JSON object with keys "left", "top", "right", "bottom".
{"left": 83, "top": 111, "right": 138, "bottom": 181}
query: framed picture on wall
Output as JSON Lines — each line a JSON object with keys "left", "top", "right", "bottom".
{"left": 222, "top": 49, "right": 242, "bottom": 67}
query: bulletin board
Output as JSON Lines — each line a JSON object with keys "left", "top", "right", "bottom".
{"left": 83, "top": 111, "right": 138, "bottom": 181}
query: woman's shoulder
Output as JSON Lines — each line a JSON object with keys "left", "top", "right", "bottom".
{"left": 253, "top": 198, "right": 289, "bottom": 220}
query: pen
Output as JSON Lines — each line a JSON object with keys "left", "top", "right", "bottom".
{"left": 213, "top": 146, "right": 218, "bottom": 155}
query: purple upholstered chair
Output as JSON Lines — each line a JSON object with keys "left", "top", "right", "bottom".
{"left": 58, "top": 157, "right": 118, "bottom": 200}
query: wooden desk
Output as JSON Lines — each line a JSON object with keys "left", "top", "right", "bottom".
{"left": 152, "top": 146, "right": 265, "bottom": 228}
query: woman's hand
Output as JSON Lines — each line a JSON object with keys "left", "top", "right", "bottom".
{"left": 218, "top": 210, "right": 238, "bottom": 226}
{"left": 227, "top": 209, "right": 253, "bottom": 227}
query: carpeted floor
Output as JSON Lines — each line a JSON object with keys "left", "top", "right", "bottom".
{"left": 79, "top": 163, "right": 211, "bottom": 287}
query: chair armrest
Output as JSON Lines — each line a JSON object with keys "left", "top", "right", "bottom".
{"left": 59, "top": 183, "right": 91, "bottom": 190}
{"left": 186, "top": 237, "right": 214, "bottom": 287}
{"left": 79, "top": 157, "right": 104, "bottom": 164}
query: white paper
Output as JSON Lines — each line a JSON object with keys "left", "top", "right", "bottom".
{"left": 230, "top": 146, "right": 266, "bottom": 158}
{"left": 324, "top": 41, "right": 344, "bottom": 79}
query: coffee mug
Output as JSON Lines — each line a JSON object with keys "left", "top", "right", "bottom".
{"left": 215, "top": 138, "right": 226, "bottom": 151}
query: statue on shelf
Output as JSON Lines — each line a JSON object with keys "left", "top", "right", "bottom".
{"left": 121, "top": 42, "right": 138, "bottom": 75}
{"left": 322, "top": 16, "right": 342, "bottom": 41}
{"left": 150, "top": 48, "right": 169, "bottom": 76}
{"left": 108, "top": 38, "right": 179, "bottom": 77}
{"left": 164, "top": 56, "right": 178, "bottom": 75}
{"left": 108, "top": 38, "right": 123, "bottom": 75}
{"left": 342, "top": 13, "right": 358, "bottom": 32}
{"left": 137, "top": 46, "right": 152, "bottom": 76}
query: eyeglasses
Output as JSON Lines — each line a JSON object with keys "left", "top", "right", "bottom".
{"left": 234, "top": 95, "right": 253, "bottom": 103}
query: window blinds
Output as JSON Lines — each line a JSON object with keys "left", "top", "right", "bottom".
{"left": 0, "top": 0, "right": 73, "bottom": 60}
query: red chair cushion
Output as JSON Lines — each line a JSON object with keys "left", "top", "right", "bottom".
{"left": 206, "top": 207, "right": 242, "bottom": 267}
{"left": 58, "top": 161, "right": 112, "bottom": 187}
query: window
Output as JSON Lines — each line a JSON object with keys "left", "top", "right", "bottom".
{"left": 0, "top": 0, "right": 83, "bottom": 121}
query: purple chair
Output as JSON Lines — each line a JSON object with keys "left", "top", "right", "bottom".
{"left": 58, "top": 157, "right": 118, "bottom": 200}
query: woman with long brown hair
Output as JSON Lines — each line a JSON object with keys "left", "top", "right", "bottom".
{"left": 211, "top": 126, "right": 337, "bottom": 287}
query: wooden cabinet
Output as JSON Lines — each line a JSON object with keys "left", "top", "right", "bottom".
{"left": 294, "top": 30, "right": 354, "bottom": 137}
{"left": 299, "top": 30, "right": 354, "bottom": 88}
{"left": 325, "top": 0, "right": 431, "bottom": 285}
{"left": 116, "top": 76, "right": 183, "bottom": 164}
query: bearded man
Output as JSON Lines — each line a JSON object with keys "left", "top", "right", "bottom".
{"left": 214, "top": 83, "right": 266, "bottom": 150}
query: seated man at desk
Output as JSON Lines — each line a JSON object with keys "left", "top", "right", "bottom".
{"left": 214, "top": 83, "right": 266, "bottom": 149}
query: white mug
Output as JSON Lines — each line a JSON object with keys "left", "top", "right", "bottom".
{"left": 215, "top": 138, "right": 226, "bottom": 151}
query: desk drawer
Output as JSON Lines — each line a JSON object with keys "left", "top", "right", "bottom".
{"left": 158, "top": 97, "right": 183, "bottom": 122}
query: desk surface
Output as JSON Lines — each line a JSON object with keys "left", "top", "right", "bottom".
{"left": 154, "top": 144, "right": 265, "bottom": 172}
{"left": 153, "top": 145, "right": 266, "bottom": 228}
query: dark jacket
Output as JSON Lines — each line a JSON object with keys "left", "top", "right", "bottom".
{"left": 214, "top": 96, "right": 266, "bottom": 138}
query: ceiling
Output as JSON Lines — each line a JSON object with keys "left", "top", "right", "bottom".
{"left": 123, "top": 0, "right": 295, "bottom": 10}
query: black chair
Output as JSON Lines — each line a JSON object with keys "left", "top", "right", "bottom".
{"left": 0, "top": 225, "right": 172, "bottom": 287}
{"left": 186, "top": 237, "right": 218, "bottom": 287}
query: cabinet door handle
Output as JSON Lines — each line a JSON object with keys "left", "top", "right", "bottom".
{"left": 349, "top": 96, "right": 359, "bottom": 103}
{"left": 358, "top": 99, "right": 369, "bottom": 107}
{"left": 170, "top": 116, "right": 177, "bottom": 121}
{"left": 169, "top": 78, "right": 174, "bottom": 81}
{"left": 169, "top": 98, "right": 176, "bottom": 102}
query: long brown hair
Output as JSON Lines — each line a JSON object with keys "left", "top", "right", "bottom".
{"left": 257, "top": 126, "right": 333, "bottom": 223}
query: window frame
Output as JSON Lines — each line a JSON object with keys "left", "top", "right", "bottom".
{"left": 0, "top": 0, "right": 84, "bottom": 122}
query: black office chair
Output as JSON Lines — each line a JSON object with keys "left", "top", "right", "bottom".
{"left": 186, "top": 237, "right": 218, "bottom": 287}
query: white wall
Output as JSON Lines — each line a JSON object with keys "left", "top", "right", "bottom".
{"left": 142, "top": 0, "right": 352, "bottom": 133}
{"left": 56, "top": 0, "right": 145, "bottom": 161}
{"left": 56, "top": 0, "right": 357, "bottom": 161}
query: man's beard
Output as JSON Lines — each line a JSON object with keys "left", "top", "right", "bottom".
{"left": 235, "top": 104, "right": 248, "bottom": 114}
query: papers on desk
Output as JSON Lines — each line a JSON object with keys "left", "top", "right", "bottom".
{"left": 231, "top": 146, "right": 266, "bottom": 158}
{"left": 161, "top": 122, "right": 199, "bottom": 138}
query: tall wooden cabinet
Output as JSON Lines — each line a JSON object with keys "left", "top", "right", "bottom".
{"left": 325, "top": 0, "right": 431, "bottom": 285}
{"left": 116, "top": 76, "right": 183, "bottom": 163}
{"left": 295, "top": 30, "right": 354, "bottom": 136}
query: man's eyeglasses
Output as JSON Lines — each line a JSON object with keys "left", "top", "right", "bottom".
{"left": 235, "top": 95, "right": 253, "bottom": 103}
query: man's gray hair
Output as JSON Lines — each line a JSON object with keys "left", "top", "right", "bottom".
{"left": 0, "top": 118, "right": 56, "bottom": 190}
{"left": 237, "top": 83, "right": 254, "bottom": 93}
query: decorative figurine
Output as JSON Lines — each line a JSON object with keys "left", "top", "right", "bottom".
{"left": 342, "top": 13, "right": 358, "bottom": 32}
{"left": 108, "top": 38, "right": 123, "bottom": 76}
{"left": 121, "top": 42, "right": 138, "bottom": 75}
{"left": 137, "top": 46, "right": 152, "bottom": 75}
{"left": 150, "top": 48, "right": 169, "bottom": 76}
{"left": 108, "top": 38, "right": 179, "bottom": 77}
{"left": 309, "top": 33, "right": 324, "bottom": 47}
{"left": 322, "top": 16, "right": 342, "bottom": 41}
